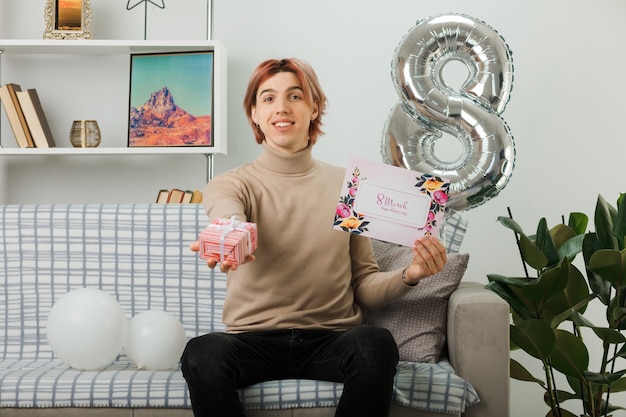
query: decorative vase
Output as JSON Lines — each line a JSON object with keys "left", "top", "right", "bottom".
{"left": 70, "top": 120, "right": 101, "bottom": 148}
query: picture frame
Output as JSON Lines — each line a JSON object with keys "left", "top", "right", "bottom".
{"left": 128, "top": 51, "right": 215, "bottom": 148}
{"left": 43, "top": 0, "right": 93, "bottom": 40}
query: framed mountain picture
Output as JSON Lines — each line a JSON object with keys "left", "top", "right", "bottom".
{"left": 128, "top": 50, "right": 214, "bottom": 147}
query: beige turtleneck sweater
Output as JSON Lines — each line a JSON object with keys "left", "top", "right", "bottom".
{"left": 203, "top": 144, "right": 411, "bottom": 333}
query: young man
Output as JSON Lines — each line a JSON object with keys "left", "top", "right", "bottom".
{"left": 181, "top": 58, "right": 447, "bottom": 417}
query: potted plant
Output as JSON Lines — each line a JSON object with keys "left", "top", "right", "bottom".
{"left": 486, "top": 193, "right": 626, "bottom": 417}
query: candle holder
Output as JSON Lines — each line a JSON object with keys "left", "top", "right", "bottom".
{"left": 70, "top": 120, "right": 101, "bottom": 148}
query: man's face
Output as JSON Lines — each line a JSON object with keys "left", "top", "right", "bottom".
{"left": 251, "top": 71, "right": 318, "bottom": 154}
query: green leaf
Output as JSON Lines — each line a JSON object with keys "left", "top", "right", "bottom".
{"left": 617, "top": 288, "right": 626, "bottom": 330}
{"left": 569, "top": 311, "right": 625, "bottom": 343}
{"left": 614, "top": 193, "right": 626, "bottom": 249}
{"left": 511, "top": 319, "right": 555, "bottom": 360}
{"left": 584, "top": 369, "right": 626, "bottom": 385}
{"left": 519, "top": 261, "right": 569, "bottom": 306}
{"left": 597, "top": 401, "right": 626, "bottom": 414}
{"left": 613, "top": 307, "right": 626, "bottom": 327}
{"left": 486, "top": 274, "right": 529, "bottom": 288}
{"left": 582, "top": 233, "right": 612, "bottom": 305}
{"left": 520, "top": 234, "right": 549, "bottom": 271}
{"left": 611, "top": 376, "right": 626, "bottom": 393}
{"left": 590, "top": 326, "right": 626, "bottom": 344}
{"left": 565, "top": 374, "right": 587, "bottom": 397}
{"left": 536, "top": 218, "right": 560, "bottom": 267}
{"left": 510, "top": 358, "right": 545, "bottom": 386}
{"left": 589, "top": 249, "right": 626, "bottom": 288}
{"left": 551, "top": 223, "right": 577, "bottom": 251}
{"left": 545, "top": 408, "right": 578, "bottom": 417}
{"left": 496, "top": 216, "right": 548, "bottom": 272}
{"left": 544, "top": 263, "right": 591, "bottom": 325}
{"left": 550, "top": 329, "right": 589, "bottom": 379}
{"left": 550, "top": 295, "right": 596, "bottom": 329}
{"left": 595, "top": 194, "right": 618, "bottom": 250}
{"left": 546, "top": 390, "right": 580, "bottom": 417}
{"left": 571, "top": 309, "right": 596, "bottom": 328}
{"left": 582, "top": 231, "right": 602, "bottom": 262}
{"left": 568, "top": 212, "right": 589, "bottom": 236}
{"left": 553, "top": 389, "right": 578, "bottom": 403}
{"left": 486, "top": 278, "right": 535, "bottom": 320}
{"left": 557, "top": 234, "right": 585, "bottom": 262}
{"left": 497, "top": 216, "right": 527, "bottom": 236}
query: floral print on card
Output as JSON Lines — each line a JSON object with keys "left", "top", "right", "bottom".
{"left": 333, "top": 158, "right": 450, "bottom": 246}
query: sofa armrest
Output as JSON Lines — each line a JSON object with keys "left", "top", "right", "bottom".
{"left": 446, "top": 281, "right": 510, "bottom": 417}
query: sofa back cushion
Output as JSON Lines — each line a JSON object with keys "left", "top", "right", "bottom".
{"left": 0, "top": 204, "right": 224, "bottom": 361}
{"left": 364, "top": 240, "right": 469, "bottom": 363}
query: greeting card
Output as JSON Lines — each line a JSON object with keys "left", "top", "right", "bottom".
{"left": 333, "top": 157, "right": 450, "bottom": 247}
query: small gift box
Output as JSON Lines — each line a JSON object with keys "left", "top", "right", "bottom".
{"left": 198, "top": 216, "right": 258, "bottom": 266}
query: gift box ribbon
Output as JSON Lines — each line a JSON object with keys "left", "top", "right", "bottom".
{"left": 210, "top": 215, "right": 252, "bottom": 263}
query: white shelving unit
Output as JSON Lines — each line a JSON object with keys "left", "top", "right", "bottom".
{"left": 0, "top": 39, "right": 227, "bottom": 182}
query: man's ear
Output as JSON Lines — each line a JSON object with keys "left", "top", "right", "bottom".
{"left": 251, "top": 107, "right": 258, "bottom": 124}
{"left": 311, "top": 103, "right": 319, "bottom": 121}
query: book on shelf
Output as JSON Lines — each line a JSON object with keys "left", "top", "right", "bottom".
{"left": 156, "top": 189, "right": 170, "bottom": 203}
{"left": 156, "top": 188, "right": 203, "bottom": 204}
{"left": 166, "top": 188, "right": 186, "bottom": 203}
{"left": 0, "top": 83, "right": 35, "bottom": 148}
{"left": 181, "top": 190, "right": 194, "bottom": 204}
{"left": 190, "top": 189, "right": 203, "bottom": 203}
{"left": 15, "top": 89, "right": 56, "bottom": 148}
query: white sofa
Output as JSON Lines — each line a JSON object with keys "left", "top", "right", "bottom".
{"left": 0, "top": 204, "right": 509, "bottom": 417}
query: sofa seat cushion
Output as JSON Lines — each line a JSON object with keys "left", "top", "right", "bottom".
{"left": 0, "top": 359, "right": 190, "bottom": 408}
{"left": 241, "top": 360, "right": 478, "bottom": 414}
{"left": 0, "top": 358, "right": 478, "bottom": 414}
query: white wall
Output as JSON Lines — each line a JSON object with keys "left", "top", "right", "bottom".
{"left": 2, "top": 1, "right": 626, "bottom": 415}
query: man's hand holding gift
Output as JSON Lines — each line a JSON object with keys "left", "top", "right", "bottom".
{"left": 190, "top": 216, "right": 258, "bottom": 273}
{"left": 189, "top": 241, "right": 255, "bottom": 272}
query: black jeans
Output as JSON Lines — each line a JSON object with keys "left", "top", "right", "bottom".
{"left": 180, "top": 325, "right": 399, "bottom": 417}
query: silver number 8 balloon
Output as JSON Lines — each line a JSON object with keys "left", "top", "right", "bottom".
{"left": 382, "top": 13, "right": 515, "bottom": 212}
